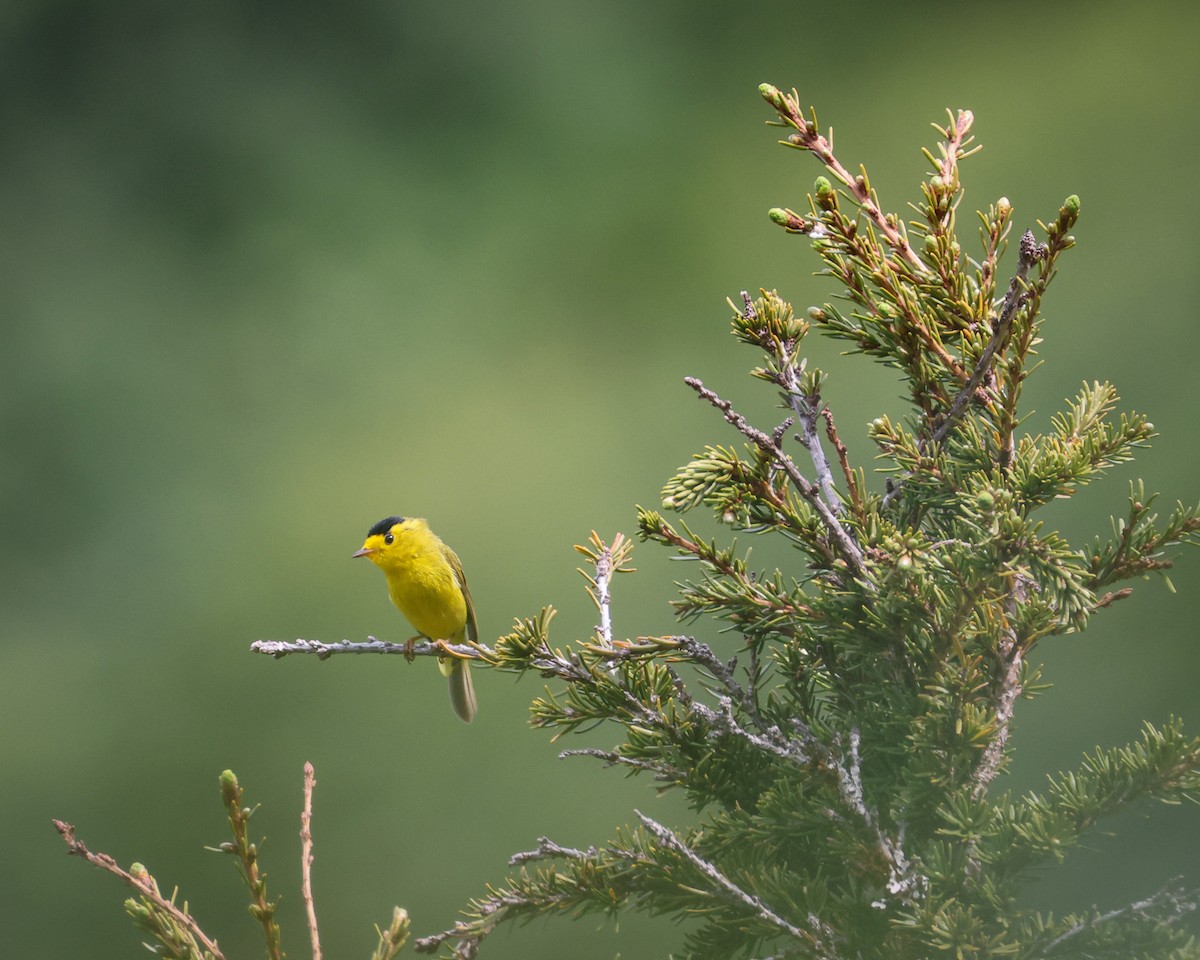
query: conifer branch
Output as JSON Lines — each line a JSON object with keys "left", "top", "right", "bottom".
{"left": 932, "top": 228, "right": 1042, "bottom": 450}
{"left": 218, "top": 771, "right": 283, "bottom": 960}
{"left": 638, "top": 512, "right": 815, "bottom": 626}
{"left": 669, "top": 634, "right": 762, "bottom": 727}
{"left": 972, "top": 645, "right": 1024, "bottom": 799}
{"left": 53, "top": 820, "right": 226, "bottom": 960}
{"left": 692, "top": 694, "right": 812, "bottom": 767}
{"left": 835, "top": 726, "right": 867, "bottom": 818}
{"left": 1085, "top": 487, "right": 1200, "bottom": 591}
{"left": 732, "top": 292, "right": 844, "bottom": 519}
{"left": 575, "top": 531, "right": 635, "bottom": 648}
{"left": 683, "top": 376, "right": 870, "bottom": 582}
{"left": 415, "top": 827, "right": 688, "bottom": 957}
{"left": 1039, "top": 881, "right": 1200, "bottom": 955}
{"left": 636, "top": 811, "right": 839, "bottom": 955}
{"left": 370, "top": 908, "right": 411, "bottom": 960}
{"left": 758, "top": 83, "right": 929, "bottom": 275}
{"left": 558, "top": 747, "right": 687, "bottom": 785}
{"left": 668, "top": 662, "right": 920, "bottom": 902}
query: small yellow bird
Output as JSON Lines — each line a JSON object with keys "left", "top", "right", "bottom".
{"left": 353, "top": 516, "right": 478, "bottom": 723}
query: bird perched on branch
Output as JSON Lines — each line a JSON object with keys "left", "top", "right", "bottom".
{"left": 353, "top": 516, "right": 478, "bottom": 723}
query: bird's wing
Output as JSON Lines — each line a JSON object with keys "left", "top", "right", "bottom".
{"left": 444, "top": 545, "right": 478, "bottom": 644}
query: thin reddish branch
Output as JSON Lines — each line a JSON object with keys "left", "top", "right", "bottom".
{"left": 933, "top": 110, "right": 974, "bottom": 195}
{"left": 52, "top": 819, "right": 226, "bottom": 960}
{"left": 821, "top": 407, "right": 864, "bottom": 523}
{"left": 760, "top": 83, "right": 932, "bottom": 275}
{"left": 1093, "top": 587, "right": 1134, "bottom": 610}
{"left": 301, "top": 762, "right": 322, "bottom": 960}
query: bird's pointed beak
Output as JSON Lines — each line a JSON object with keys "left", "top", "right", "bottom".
{"left": 352, "top": 546, "right": 374, "bottom": 559}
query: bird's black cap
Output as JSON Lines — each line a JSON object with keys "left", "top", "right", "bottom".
{"left": 367, "top": 516, "right": 404, "bottom": 537}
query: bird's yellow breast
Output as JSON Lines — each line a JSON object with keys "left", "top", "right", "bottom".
{"left": 385, "top": 548, "right": 469, "bottom": 642}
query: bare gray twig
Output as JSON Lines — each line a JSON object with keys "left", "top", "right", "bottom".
{"left": 559, "top": 747, "right": 688, "bottom": 784}
{"left": 637, "top": 811, "right": 838, "bottom": 956}
{"left": 250, "top": 637, "right": 491, "bottom": 661}
{"left": 1039, "top": 881, "right": 1200, "bottom": 955}
{"left": 684, "top": 377, "right": 870, "bottom": 582}
{"left": 509, "top": 836, "right": 595, "bottom": 866}
{"left": 594, "top": 549, "right": 615, "bottom": 647}
{"left": 783, "top": 378, "right": 842, "bottom": 517}
{"left": 668, "top": 635, "right": 760, "bottom": 725}
{"left": 731, "top": 290, "right": 842, "bottom": 517}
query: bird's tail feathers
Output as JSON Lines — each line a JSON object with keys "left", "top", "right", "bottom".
{"left": 445, "top": 659, "right": 477, "bottom": 723}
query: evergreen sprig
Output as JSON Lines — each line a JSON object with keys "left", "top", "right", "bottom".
{"left": 216, "top": 769, "right": 284, "bottom": 960}
{"left": 53, "top": 818, "right": 225, "bottom": 960}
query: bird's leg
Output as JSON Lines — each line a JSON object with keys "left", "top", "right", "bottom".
{"left": 404, "top": 636, "right": 421, "bottom": 663}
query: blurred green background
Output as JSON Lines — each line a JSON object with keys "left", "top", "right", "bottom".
{"left": 4, "top": 1, "right": 1199, "bottom": 956}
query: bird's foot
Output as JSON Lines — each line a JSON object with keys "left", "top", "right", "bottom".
{"left": 431, "top": 638, "right": 464, "bottom": 661}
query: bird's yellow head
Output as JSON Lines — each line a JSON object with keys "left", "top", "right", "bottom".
{"left": 352, "top": 515, "right": 431, "bottom": 571}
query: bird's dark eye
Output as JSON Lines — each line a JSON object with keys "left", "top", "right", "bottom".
{"left": 384, "top": 533, "right": 394, "bottom": 545}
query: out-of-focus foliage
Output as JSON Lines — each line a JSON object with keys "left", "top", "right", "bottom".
{"left": 4, "top": 2, "right": 1200, "bottom": 959}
